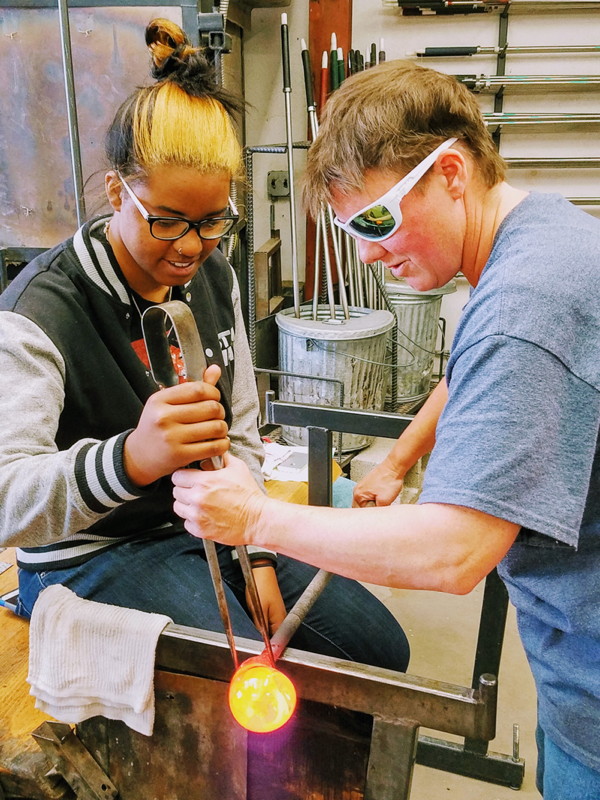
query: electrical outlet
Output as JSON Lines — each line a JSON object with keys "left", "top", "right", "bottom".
{"left": 267, "top": 170, "right": 290, "bottom": 199}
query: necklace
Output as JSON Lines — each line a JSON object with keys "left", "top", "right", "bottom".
{"left": 130, "top": 286, "right": 173, "bottom": 321}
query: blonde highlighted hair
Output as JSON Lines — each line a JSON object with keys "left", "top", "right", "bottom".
{"left": 303, "top": 60, "right": 506, "bottom": 218}
{"left": 106, "top": 18, "right": 243, "bottom": 180}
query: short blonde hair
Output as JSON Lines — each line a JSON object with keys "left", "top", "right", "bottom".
{"left": 303, "top": 60, "right": 505, "bottom": 217}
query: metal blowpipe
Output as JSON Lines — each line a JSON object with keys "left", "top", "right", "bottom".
{"left": 281, "top": 14, "right": 301, "bottom": 318}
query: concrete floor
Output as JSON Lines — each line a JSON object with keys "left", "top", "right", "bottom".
{"left": 366, "top": 580, "right": 540, "bottom": 799}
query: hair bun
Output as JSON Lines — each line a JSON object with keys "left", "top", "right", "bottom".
{"left": 145, "top": 18, "right": 195, "bottom": 77}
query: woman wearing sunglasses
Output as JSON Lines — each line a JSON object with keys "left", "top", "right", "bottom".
{"left": 0, "top": 20, "right": 410, "bottom": 673}
{"left": 173, "top": 61, "right": 600, "bottom": 798}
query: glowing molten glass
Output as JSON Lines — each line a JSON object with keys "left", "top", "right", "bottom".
{"left": 228, "top": 656, "right": 297, "bottom": 734}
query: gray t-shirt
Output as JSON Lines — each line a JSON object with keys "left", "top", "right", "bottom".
{"left": 419, "top": 193, "right": 600, "bottom": 771}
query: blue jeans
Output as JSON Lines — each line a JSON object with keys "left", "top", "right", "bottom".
{"left": 536, "top": 726, "right": 600, "bottom": 799}
{"left": 17, "top": 532, "right": 410, "bottom": 672}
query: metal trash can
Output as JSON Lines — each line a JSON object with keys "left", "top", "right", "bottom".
{"left": 276, "top": 305, "right": 394, "bottom": 452}
{"left": 384, "top": 278, "right": 456, "bottom": 407}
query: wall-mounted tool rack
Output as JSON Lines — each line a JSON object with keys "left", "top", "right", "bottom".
{"left": 389, "top": 1, "right": 600, "bottom": 14}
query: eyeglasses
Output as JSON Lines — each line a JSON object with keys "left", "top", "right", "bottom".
{"left": 333, "top": 138, "right": 458, "bottom": 243}
{"left": 117, "top": 172, "right": 239, "bottom": 241}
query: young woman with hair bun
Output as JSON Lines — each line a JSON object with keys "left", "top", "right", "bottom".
{"left": 0, "top": 19, "right": 410, "bottom": 672}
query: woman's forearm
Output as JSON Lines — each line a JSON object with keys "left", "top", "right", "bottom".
{"left": 384, "top": 379, "right": 448, "bottom": 477}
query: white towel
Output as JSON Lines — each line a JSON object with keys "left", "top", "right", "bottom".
{"left": 28, "top": 584, "right": 172, "bottom": 736}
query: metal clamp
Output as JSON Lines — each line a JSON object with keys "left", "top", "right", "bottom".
{"left": 32, "top": 721, "right": 118, "bottom": 800}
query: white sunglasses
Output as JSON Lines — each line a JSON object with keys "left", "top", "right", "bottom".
{"left": 333, "top": 138, "right": 458, "bottom": 242}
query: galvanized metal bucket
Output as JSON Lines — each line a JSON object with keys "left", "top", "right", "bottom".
{"left": 384, "top": 278, "right": 457, "bottom": 406}
{"left": 276, "top": 305, "right": 395, "bottom": 452}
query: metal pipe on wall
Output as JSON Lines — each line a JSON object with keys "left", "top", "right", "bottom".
{"left": 388, "top": 0, "right": 600, "bottom": 12}
{"left": 57, "top": 0, "right": 86, "bottom": 226}
{"left": 457, "top": 74, "right": 600, "bottom": 93}
{"left": 505, "top": 157, "right": 600, "bottom": 168}
{"left": 412, "top": 44, "right": 600, "bottom": 57}
{"left": 280, "top": 14, "right": 300, "bottom": 318}
{"left": 483, "top": 112, "right": 600, "bottom": 132}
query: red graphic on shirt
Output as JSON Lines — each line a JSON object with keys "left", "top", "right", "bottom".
{"left": 132, "top": 338, "right": 187, "bottom": 383}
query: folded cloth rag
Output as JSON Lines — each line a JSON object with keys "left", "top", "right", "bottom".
{"left": 332, "top": 476, "right": 357, "bottom": 508}
{"left": 28, "top": 584, "right": 172, "bottom": 736}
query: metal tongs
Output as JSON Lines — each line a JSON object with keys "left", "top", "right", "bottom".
{"left": 142, "top": 300, "right": 275, "bottom": 669}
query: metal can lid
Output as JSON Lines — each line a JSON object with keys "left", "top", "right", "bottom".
{"left": 383, "top": 277, "right": 457, "bottom": 297}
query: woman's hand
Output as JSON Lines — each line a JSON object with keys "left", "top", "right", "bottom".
{"left": 124, "top": 365, "right": 229, "bottom": 486}
{"left": 172, "top": 452, "right": 267, "bottom": 547}
{"left": 247, "top": 566, "right": 287, "bottom": 635}
{"left": 352, "top": 460, "right": 405, "bottom": 507}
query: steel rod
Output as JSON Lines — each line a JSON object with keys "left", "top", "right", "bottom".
{"left": 483, "top": 112, "right": 600, "bottom": 131}
{"left": 57, "top": 0, "right": 86, "bottom": 226}
{"left": 281, "top": 14, "right": 300, "bottom": 317}
{"left": 457, "top": 74, "right": 600, "bottom": 93}
{"left": 391, "top": 0, "right": 600, "bottom": 11}
{"left": 319, "top": 211, "right": 338, "bottom": 317}
{"left": 413, "top": 44, "right": 600, "bottom": 57}
{"left": 345, "top": 233, "right": 357, "bottom": 307}
{"left": 567, "top": 198, "right": 600, "bottom": 206}
{"left": 326, "top": 205, "right": 350, "bottom": 318}
{"left": 270, "top": 570, "right": 334, "bottom": 661}
{"left": 204, "top": 541, "right": 239, "bottom": 669}
{"left": 312, "top": 205, "right": 322, "bottom": 320}
{"left": 235, "top": 546, "right": 276, "bottom": 666}
{"left": 506, "top": 157, "right": 600, "bottom": 168}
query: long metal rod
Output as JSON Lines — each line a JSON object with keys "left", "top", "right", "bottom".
{"left": 57, "top": 0, "right": 86, "bottom": 226}
{"left": 319, "top": 210, "right": 337, "bottom": 317}
{"left": 458, "top": 74, "right": 600, "bottom": 93}
{"left": 235, "top": 546, "right": 276, "bottom": 666}
{"left": 326, "top": 206, "right": 350, "bottom": 318}
{"left": 391, "top": 0, "right": 600, "bottom": 11}
{"left": 567, "top": 198, "right": 600, "bottom": 206}
{"left": 312, "top": 206, "right": 322, "bottom": 320}
{"left": 204, "top": 541, "right": 239, "bottom": 669}
{"left": 413, "top": 44, "right": 600, "bottom": 57}
{"left": 281, "top": 14, "right": 300, "bottom": 317}
{"left": 506, "top": 157, "right": 600, "bottom": 168}
{"left": 270, "top": 570, "right": 333, "bottom": 661}
{"left": 484, "top": 112, "right": 600, "bottom": 131}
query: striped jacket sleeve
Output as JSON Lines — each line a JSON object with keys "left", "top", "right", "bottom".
{"left": 0, "top": 311, "right": 147, "bottom": 548}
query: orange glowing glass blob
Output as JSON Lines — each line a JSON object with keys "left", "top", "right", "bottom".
{"left": 228, "top": 656, "right": 297, "bottom": 734}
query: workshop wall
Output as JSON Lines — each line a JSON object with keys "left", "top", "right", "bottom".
{"left": 244, "top": 3, "right": 600, "bottom": 344}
